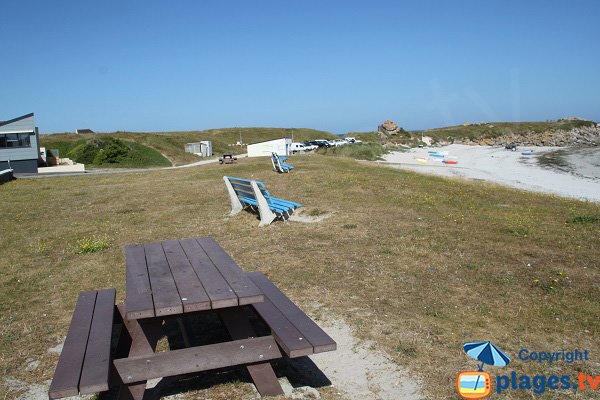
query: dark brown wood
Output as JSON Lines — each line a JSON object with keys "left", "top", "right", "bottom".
{"left": 79, "top": 288, "right": 116, "bottom": 394}
{"left": 125, "top": 244, "right": 155, "bottom": 320}
{"left": 246, "top": 362, "right": 284, "bottom": 396}
{"left": 219, "top": 308, "right": 284, "bottom": 396}
{"left": 251, "top": 298, "right": 314, "bottom": 358}
{"left": 144, "top": 242, "right": 183, "bottom": 316}
{"left": 162, "top": 240, "right": 211, "bottom": 312}
{"left": 113, "top": 337, "right": 281, "bottom": 383}
{"left": 116, "top": 304, "right": 163, "bottom": 400}
{"left": 247, "top": 272, "right": 337, "bottom": 354}
{"left": 179, "top": 238, "right": 238, "bottom": 308}
{"left": 197, "top": 237, "right": 263, "bottom": 305}
{"left": 49, "top": 291, "right": 97, "bottom": 399}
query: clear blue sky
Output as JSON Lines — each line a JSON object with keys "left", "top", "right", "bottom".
{"left": 2, "top": 1, "right": 599, "bottom": 134}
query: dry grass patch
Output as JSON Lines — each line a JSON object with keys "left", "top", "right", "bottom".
{"left": 0, "top": 155, "right": 599, "bottom": 399}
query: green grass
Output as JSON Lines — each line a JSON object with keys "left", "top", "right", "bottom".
{"left": 75, "top": 234, "right": 111, "bottom": 254}
{"left": 1, "top": 153, "right": 598, "bottom": 399}
{"left": 317, "top": 143, "right": 389, "bottom": 160}
{"left": 41, "top": 137, "right": 172, "bottom": 168}
{"left": 41, "top": 127, "right": 338, "bottom": 166}
{"left": 568, "top": 214, "right": 599, "bottom": 224}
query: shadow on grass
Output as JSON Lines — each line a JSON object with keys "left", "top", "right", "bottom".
{"left": 101, "top": 308, "right": 331, "bottom": 399}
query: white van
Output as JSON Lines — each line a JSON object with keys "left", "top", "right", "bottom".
{"left": 290, "top": 142, "right": 308, "bottom": 154}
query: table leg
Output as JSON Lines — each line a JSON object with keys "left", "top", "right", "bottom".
{"left": 176, "top": 317, "right": 191, "bottom": 347}
{"left": 115, "top": 304, "right": 163, "bottom": 400}
{"left": 219, "top": 308, "right": 284, "bottom": 396}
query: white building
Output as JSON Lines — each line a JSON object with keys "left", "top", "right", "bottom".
{"left": 184, "top": 141, "right": 212, "bottom": 157}
{"left": 247, "top": 138, "right": 292, "bottom": 158}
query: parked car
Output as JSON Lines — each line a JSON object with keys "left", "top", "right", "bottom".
{"left": 310, "top": 140, "right": 332, "bottom": 148}
{"left": 331, "top": 139, "right": 347, "bottom": 147}
{"left": 302, "top": 141, "right": 319, "bottom": 151}
{"left": 290, "top": 142, "right": 308, "bottom": 154}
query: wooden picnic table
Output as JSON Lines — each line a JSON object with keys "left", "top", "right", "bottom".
{"left": 219, "top": 153, "right": 237, "bottom": 164}
{"left": 49, "top": 236, "right": 335, "bottom": 399}
{"left": 117, "top": 237, "right": 283, "bottom": 398}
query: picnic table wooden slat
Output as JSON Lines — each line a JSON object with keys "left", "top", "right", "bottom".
{"left": 144, "top": 242, "right": 183, "bottom": 316}
{"left": 219, "top": 308, "right": 285, "bottom": 396}
{"left": 197, "top": 237, "right": 263, "bottom": 305}
{"left": 113, "top": 336, "right": 281, "bottom": 383}
{"left": 161, "top": 240, "right": 211, "bottom": 313}
{"left": 250, "top": 296, "right": 314, "bottom": 357}
{"left": 178, "top": 238, "right": 238, "bottom": 309}
{"left": 125, "top": 244, "right": 155, "bottom": 320}
{"left": 247, "top": 272, "right": 336, "bottom": 354}
{"left": 79, "top": 288, "right": 116, "bottom": 394}
{"left": 49, "top": 291, "right": 97, "bottom": 399}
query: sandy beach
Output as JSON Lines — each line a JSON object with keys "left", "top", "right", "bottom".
{"left": 382, "top": 144, "right": 600, "bottom": 202}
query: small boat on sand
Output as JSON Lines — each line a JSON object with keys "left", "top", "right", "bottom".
{"left": 443, "top": 156, "right": 458, "bottom": 165}
{"left": 521, "top": 150, "right": 533, "bottom": 156}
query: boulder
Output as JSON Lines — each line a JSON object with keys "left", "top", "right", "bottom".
{"left": 378, "top": 120, "right": 404, "bottom": 135}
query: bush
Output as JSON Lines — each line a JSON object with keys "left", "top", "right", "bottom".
{"left": 66, "top": 137, "right": 133, "bottom": 165}
{"left": 93, "top": 138, "right": 131, "bottom": 164}
{"left": 67, "top": 140, "right": 100, "bottom": 164}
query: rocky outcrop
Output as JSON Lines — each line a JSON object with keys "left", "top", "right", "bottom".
{"left": 378, "top": 120, "right": 405, "bottom": 135}
{"left": 456, "top": 126, "right": 600, "bottom": 147}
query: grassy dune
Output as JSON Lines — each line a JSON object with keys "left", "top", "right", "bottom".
{"left": 41, "top": 127, "right": 337, "bottom": 167}
{"left": 0, "top": 154, "right": 598, "bottom": 399}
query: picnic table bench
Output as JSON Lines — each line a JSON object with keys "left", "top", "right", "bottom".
{"left": 219, "top": 153, "right": 238, "bottom": 164}
{"left": 271, "top": 152, "right": 294, "bottom": 173}
{"left": 49, "top": 289, "right": 116, "bottom": 399}
{"left": 49, "top": 237, "right": 335, "bottom": 399}
{"left": 224, "top": 176, "right": 302, "bottom": 226}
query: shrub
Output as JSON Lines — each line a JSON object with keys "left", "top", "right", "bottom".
{"left": 93, "top": 138, "right": 131, "bottom": 164}
{"left": 67, "top": 141, "right": 100, "bottom": 164}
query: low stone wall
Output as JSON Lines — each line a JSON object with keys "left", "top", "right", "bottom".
{"left": 38, "top": 164, "right": 85, "bottom": 174}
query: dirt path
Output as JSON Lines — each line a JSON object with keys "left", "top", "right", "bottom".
{"left": 300, "top": 317, "right": 423, "bottom": 400}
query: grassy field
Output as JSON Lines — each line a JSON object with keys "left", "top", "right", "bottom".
{"left": 317, "top": 142, "right": 393, "bottom": 160}
{"left": 1, "top": 154, "right": 598, "bottom": 399}
{"left": 41, "top": 127, "right": 337, "bottom": 167}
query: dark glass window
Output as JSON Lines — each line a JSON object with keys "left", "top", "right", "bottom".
{"left": 0, "top": 133, "right": 32, "bottom": 148}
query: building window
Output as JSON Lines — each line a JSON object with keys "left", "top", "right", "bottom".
{"left": 0, "top": 133, "right": 32, "bottom": 149}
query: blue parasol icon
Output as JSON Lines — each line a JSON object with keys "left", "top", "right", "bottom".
{"left": 464, "top": 341, "right": 511, "bottom": 371}
{"left": 463, "top": 341, "right": 511, "bottom": 393}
